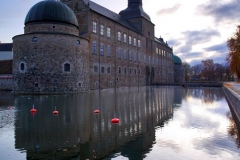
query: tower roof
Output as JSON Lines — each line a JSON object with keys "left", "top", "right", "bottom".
{"left": 24, "top": 0, "right": 78, "bottom": 27}
{"left": 119, "top": 0, "right": 151, "bottom": 21}
{"left": 173, "top": 55, "right": 182, "bottom": 65}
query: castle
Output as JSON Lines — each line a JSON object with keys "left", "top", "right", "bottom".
{"left": 12, "top": 0, "right": 183, "bottom": 93}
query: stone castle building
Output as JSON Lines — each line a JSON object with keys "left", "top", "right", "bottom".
{"left": 12, "top": 0, "right": 177, "bottom": 93}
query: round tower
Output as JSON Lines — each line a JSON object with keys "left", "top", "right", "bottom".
{"left": 12, "top": 0, "right": 89, "bottom": 93}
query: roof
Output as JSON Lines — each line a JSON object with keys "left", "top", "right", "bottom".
{"left": 172, "top": 55, "right": 182, "bottom": 65}
{"left": 25, "top": 0, "right": 78, "bottom": 27}
{"left": 0, "top": 43, "right": 13, "bottom": 51}
{"left": 155, "top": 37, "right": 168, "bottom": 46}
{"left": 84, "top": 0, "right": 140, "bottom": 33}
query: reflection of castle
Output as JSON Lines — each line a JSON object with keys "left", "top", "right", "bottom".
{"left": 12, "top": 0, "right": 181, "bottom": 93}
{"left": 14, "top": 87, "right": 174, "bottom": 159}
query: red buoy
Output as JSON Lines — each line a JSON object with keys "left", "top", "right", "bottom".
{"left": 94, "top": 110, "right": 100, "bottom": 114}
{"left": 111, "top": 118, "right": 120, "bottom": 124}
{"left": 30, "top": 108, "right": 37, "bottom": 113}
{"left": 53, "top": 110, "right": 59, "bottom": 114}
{"left": 53, "top": 106, "right": 58, "bottom": 114}
{"left": 30, "top": 104, "right": 37, "bottom": 113}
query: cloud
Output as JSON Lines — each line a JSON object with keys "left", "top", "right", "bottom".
{"left": 157, "top": 4, "right": 181, "bottom": 15}
{"left": 176, "top": 29, "right": 220, "bottom": 53}
{"left": 197, "top": 0, "right": 240, "bottom": 24}
{"left": 204, "top": 42, "right": 228, "bottom": 53}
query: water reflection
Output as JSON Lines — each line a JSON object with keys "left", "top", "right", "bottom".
{"left": 186, "top": 88, "right": 225, "bottom": 104}
{"left": 14, "top": 87, "right": 174, "bottom": 159}
{"left": 227, "top": 111, "right": 240, "bottom": 148}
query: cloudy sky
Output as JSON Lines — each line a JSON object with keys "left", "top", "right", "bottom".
{"left": 0, "top": 0, "right": 239, "bottom": 65}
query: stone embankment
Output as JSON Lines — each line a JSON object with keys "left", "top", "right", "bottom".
{"left": 223, "top": 82, "right": 240, "bottom": 127}
{"left": 184, "top": 81, "right": 223, "bottom": 87}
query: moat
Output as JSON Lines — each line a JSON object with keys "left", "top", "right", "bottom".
{"left": 0, "top": 86, "right": 240, "bottom": 160}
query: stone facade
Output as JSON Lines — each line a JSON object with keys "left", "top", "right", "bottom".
{"left": 12, "top": 0, "right": 175, "bottom": 93}
{"left": 13, "top": 25, "right": 89, "bottom": 93}
{"left": 63, "top": 0, "right": 174, "bottom": 89}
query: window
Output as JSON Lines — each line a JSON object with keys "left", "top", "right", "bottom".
{"left": 129, "top": 68, "right": 132, "bottom": 74}
{"left": 123, "top": 50, "right": 127, "bottom": 60}
{"left": 32, "top": 37, "right": 37, "bottom": 42}
{"left": 124, "top": 34, "right": 127, "bottom": 43}
{"left": 138, "top": 68, "right": 141, "bottom": 74}
{"left": 107, "top": 27, "right": 111, "bottom": 37}
{"left": 64, "top": 63, "right": 70, "bottom": 72}
{"left": 159, "top": 49, "right": 161, "bottom": 55}
{"left": 107, "top": 67, "right": 111, "bottom": 73}
{"left": 100, "top": 24, "right": 104, "bottom": 35}
{"left": 76, "top": 40, "right": 80, "bottom": 45}
{"left": 100, "top": 44, "right": 104, "bottom": 56}
{"left": 134, "top": 52, "right": 137, "bottom": 62}
{"left": 20, "top": 63, "right": 25, "bottom": 71}
{"left": 134, "top": 38, "right": 136, "bottom": 46}
{"left": 144, "top": 55, "right": 146, "bottom": 64}
{"left": 118, "top": 67, "right": 121, "bottom": 74}
{"left": 101, "top": 66, "right": 104, "bottom": 73}
{"left": 146, "top": 38, "right": 148, "bottom": 49}
{"left": 138, "top": 40, "right": 141, "bottom": 47}
{"left": 74, "top": 2, "right": 78, "bottom": 12}
{"left": 92, "top": 42, "right": 97, "bottom": 54}
{"left": 129, "top": 36, "right": 132, "bottom": 44}
{"left": 138, "top": 53, "right": 141, "bottom": 62}
{"left": 118, "top": 32, "right": 121, "bottom": 41}
{"left": 93, "top": 21, "right": 97, "bottom": 33}
{"left": 107, "top": 45, "right": 111, "bottom": 57}
{"left": 117, "top": 48, "right": 121, "bottom": 59}
{"left": 94, "top": 66, "right": 98, "bottom": 73}
{"left": 156, "top": 48, "right": 158, "bottom": 54}
{"left": 124, "top": 68, "right": 127, "bottom": 74}
{"left": 148, "top": 56, "right": 150, "bottom": 64}
{"left": 129, "top": 51, "right": 132, "bottom": 61}
{"left": 134, "top": 69, "right": 137, "bottom": 74}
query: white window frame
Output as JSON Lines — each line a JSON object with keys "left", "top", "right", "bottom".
{"left": 93, "top": 21, "right": 97, "bottom": 33}
{"left": 100, "top": 24, "right": 104, "bottom": 36}
{"left": 107, "top": 27, "right": 111, "bottom": 37}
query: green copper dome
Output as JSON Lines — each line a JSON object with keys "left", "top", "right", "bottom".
{"left": 172, "top": 55, "right": 182, "bottom": 65}
{"left": 24, "top": 0, "right": 78, "bottom": 27}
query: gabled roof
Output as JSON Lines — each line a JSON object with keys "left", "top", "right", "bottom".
{"left": 83, "top": 0, "right": 140, "bottom": 33}
{"left": 0, "top": 43, "right": 13, "bottom": 51}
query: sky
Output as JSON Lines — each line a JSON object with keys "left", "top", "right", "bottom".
{"left": 0, "top": 0, "right": 240, "bottom": 65}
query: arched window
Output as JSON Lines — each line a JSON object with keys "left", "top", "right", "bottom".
{"left": 64, "top": 63, "right": 70, "bottom": 72}
{"left": 20, "top": 63, "right": 25, "bottom": 71}
{"left": 32, "top": 37, "right": 37, "bottom": 42}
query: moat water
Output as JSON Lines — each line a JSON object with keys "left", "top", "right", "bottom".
{"left": 0, "top": 87, "right": 240, "bottom": 160}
